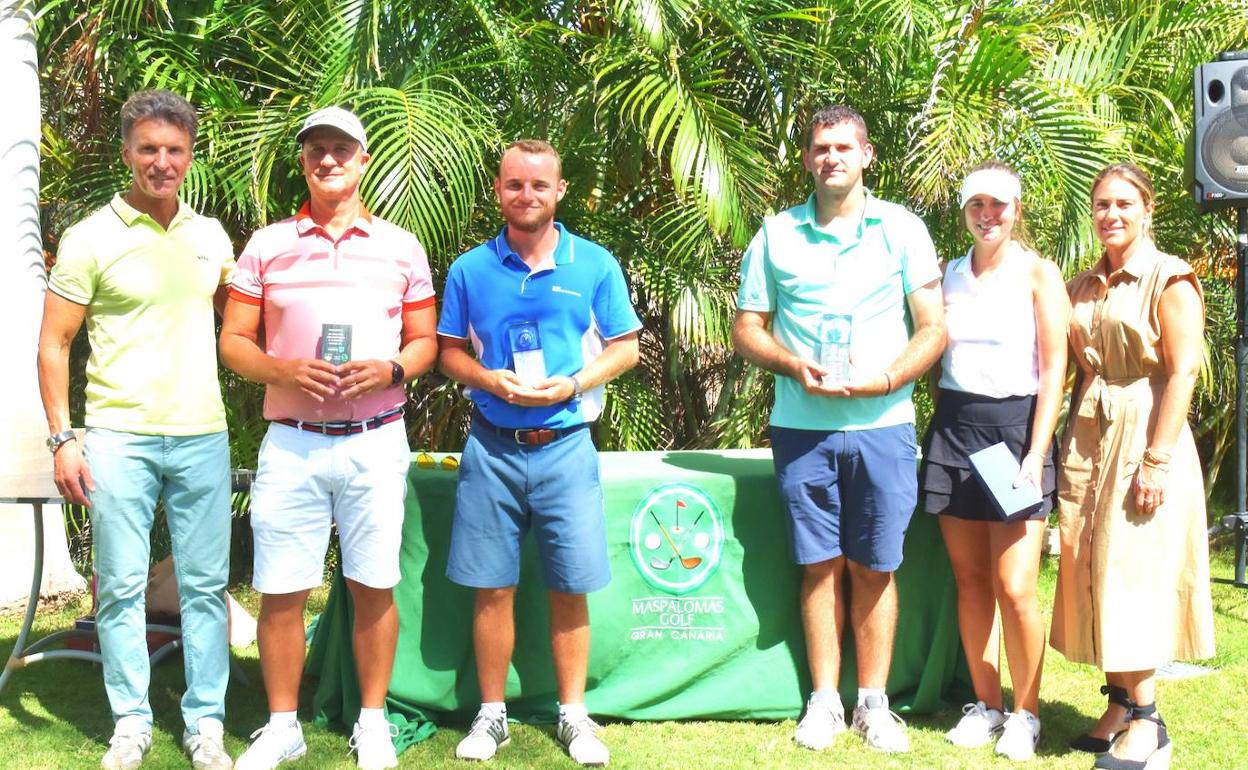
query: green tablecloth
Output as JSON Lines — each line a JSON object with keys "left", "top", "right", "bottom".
{"left": 308, "top": 449, "right": 970, "bottom": 747}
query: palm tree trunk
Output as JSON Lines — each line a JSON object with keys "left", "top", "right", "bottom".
{"left": 0, "top": 0, "right": 87, "bottom": 607}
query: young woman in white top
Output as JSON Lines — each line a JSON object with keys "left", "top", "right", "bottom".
{"left": 918, "top": 161, "right": 1070, "bottom": 760}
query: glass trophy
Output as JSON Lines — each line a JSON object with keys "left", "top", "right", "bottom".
{"left": 321, "top": 323, "right": 352, "bottom": 366}
{"left": 507, "top": 320, "right": 547, "bottom": 387}
{"left": 816, "top": 314, "right": 851, "bottom": 385}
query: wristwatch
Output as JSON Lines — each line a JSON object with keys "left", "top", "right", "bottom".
{"left": 569, "top": 374, "right": 584, "bottom": 402}
{"left": 390, "top": 360, "right": 405, "bottom": 386}
{"left": 46, "top": 430, "right": 77, "bottom": 454}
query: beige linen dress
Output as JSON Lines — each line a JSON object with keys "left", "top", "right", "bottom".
{"left": 1050, "top": 246, "right": 1216, "bottom": 672}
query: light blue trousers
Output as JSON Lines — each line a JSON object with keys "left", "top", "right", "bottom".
{"left": 85, "top": 428, "right": 230, "bottom": 732}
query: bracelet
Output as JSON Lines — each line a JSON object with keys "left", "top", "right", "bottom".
{"left": 1025, "top": 449, "right": 1046, "bottom": 458}
{"left": 1142, "top": 448, "right": 1171, "bottom": 468}
{"left": 883, "top": 372, "right": 893, "bottom": 395}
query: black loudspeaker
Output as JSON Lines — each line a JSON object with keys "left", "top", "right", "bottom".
{"left": 1193, "top": 52, "right": 1248, "bottom": 212}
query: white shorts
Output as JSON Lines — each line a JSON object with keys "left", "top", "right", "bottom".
{"left": 250, "top": 418, "right": 409, "bottom": 594}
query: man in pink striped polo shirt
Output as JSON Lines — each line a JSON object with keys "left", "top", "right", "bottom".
{"left": 220, "top": 107, "right": 437, "bottom": 770}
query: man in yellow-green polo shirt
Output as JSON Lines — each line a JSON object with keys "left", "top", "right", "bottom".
{"left": 36, "top": 90, "right": 235, "bottom": 770}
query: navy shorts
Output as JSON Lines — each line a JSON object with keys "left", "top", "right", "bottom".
{"left": 770, "top": 423, "right": 918, "bottom": 572}
{"left": 446, "top": 416, "right": 610, "bottom": 594}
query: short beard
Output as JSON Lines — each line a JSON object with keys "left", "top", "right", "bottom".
{"left": 505, "top": 215, "right": 549, "bottom": 233}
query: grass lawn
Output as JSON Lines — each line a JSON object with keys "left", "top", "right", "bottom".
{"left": 2, "top": 547, "right": 1245, "bottom": 770}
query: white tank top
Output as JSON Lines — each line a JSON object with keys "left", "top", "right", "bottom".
{"left": 938, "top": 244, "right": 1040, "bottom": 398}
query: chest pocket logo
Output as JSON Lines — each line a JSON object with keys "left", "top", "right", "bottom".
{"left": 551, "top": 285, "right": 582, "bottom": 298}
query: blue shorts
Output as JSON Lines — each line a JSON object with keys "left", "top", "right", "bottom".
{"left": 770, "top": 423, "right": 918, "bottom": 572}
{"left": 446, "top": 417, "right": 610, "bottom": 594}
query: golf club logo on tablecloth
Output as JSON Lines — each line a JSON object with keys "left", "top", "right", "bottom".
{"left": 629, "top": 483, "right": 724, "bottom": 595}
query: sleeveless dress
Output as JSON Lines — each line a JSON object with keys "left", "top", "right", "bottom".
{"left": 1050, "top": 246, "right": 1216, "bottom": 671}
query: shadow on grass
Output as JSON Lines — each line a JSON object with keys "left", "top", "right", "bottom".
{"left": 912, "top": 695, "right": 1109, "bottom": 759}
{"left": 0, "top": 611, "right": 317, "bottom": 749}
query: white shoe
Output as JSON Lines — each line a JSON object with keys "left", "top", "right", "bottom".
{"left": 851, "top": 695, "right": 910, "bottom": 753}
{"left": 455, "top": 709, "right": 510, "bottom": 761}
{"left": 101, "top": 719, "right": 152, "bottom": 770}
{"left": 234, "top": 721, "right": 307, "bottom": 770}
{"left": 946, "top": 700, "right": 1007, "bottom": 748}
{"left": 793, "top": 696, "right": 846, "bottom": 750}
{"left": 996, "top": 709, "right": 1041, "bottom": 761}
{"left": 183, "top": 717, "right": 234, "bottom": 770}
{"left": 555, "top": 715, "right": 609, "bottom": 767}
{"left": 350, "top": 719, "right": 398, "bottom": 770}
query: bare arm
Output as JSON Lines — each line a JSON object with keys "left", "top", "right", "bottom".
{"left": 1134, "top": 276, "right": 1203, "bottom": 514}
{"left": 570, "top": 331, "right": 640, "bottom": 390}
{"left": 842, "top": 278, "right": 946, "bottom": 397}
{"left": 218, "top": 297, "right": 339, "bottom": 401}
{"left": 732, "top": 309, "right": 833, "bottom": 394}
{"left": 1016, "top": 258, "right": 1071, "bottom": 487}
{"left": 438, "top": 331, "right": 640, "bottom": 407}
{"left": 213, "top": 284, "right": 229, "bottom": 317}
{"left": 339, "top": 304, "right": 439, "bottom": 399}
{"left": 732, "top": 309, "right": 800, "bottom": 378}
{"left": 36, "top": 292, "right": 93, "bottom": 505}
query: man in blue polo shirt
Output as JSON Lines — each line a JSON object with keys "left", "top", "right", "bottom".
{"left": 438, "top": 139, "right": 641, "bottom": 767}
{"left": 732, "top": 105, "right": 945, "bottom": 755}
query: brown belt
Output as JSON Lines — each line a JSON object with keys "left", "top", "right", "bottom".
{"left": 472, "top": 411, "right": 588, "bottom": 447}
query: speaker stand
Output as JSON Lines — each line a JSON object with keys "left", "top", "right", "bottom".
{"left": 1214, "top": 205, "right": 1248, "bottom": 589}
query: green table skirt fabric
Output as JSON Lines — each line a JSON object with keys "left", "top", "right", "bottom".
{"left": 309, "top": 449, "right": 970, "bottom": 749}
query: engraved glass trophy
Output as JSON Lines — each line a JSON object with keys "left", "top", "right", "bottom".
{"left": 816, "top": 314, "right": 852, "bottom": 385}
{"left": 507, "top": 320, "right": 546, "bottom": 387}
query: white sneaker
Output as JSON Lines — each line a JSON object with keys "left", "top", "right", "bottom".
{"left": 234, "top": 721, "right": 307, "bottom": 770}
{"left": 995, "top": 709, "right": 1041, "bottom": 761}
{"left": 946, "top": 700, "right": 1007, "bottom": 747}
{"left": 851, "top": 695, "right": 910, "bottom": 753}
{"left": 350, "top": 720, "right": 398, "bottom": 770}
{"left": 794, "top": 696, "right": 847, "bottom": 750}
{"left": 101, "top": 719, "right": 152, "bottom": 770}
{"left": 555, "top": 715, "right": 609, "bottom": 767}
{"left": 183, "top": 717, "right": 234, "bottom": 770}
{"left": 455, "top": 709, "right": 510, "bottom": 761}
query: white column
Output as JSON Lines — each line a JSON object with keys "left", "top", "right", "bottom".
{"left": 0, "top": 0, "right": 87, "bottom": 606}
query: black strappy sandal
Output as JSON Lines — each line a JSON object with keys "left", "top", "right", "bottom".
{"left": 1092, "top": 701, "right": 1171, "bottom": 770}
{"left": 1070, "top": 685, "right": 1131, "bottom": 753}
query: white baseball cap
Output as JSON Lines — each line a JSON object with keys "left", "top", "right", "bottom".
{"left": 958, "top": 168, "right": 1021, "bottom": 208}
{"left": 295, "top": 106, "right": 368, "bottom": 152}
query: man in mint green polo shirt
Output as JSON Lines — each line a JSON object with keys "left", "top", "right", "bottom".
{"left": 732, "top": 104, "right": 945, "bottom": 756}
{"left": 37, "top": 90, "right": 234, "bottom": 770}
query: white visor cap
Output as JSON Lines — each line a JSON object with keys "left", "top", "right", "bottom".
{"left": 959, "top": 168, "right": 1021, "bottom": 209}
{"left": 296, "top": 106, "right": 368, "bottom": 152}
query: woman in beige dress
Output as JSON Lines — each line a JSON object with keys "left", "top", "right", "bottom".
{"left": 1052, "top": 162, "right": 1215, "bottom": 770}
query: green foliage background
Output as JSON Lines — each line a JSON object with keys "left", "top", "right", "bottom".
{"left": 30, "top": 0, "right": 1248, "bottom": 506}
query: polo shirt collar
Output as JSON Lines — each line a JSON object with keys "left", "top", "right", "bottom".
{"left": 953, "top": 247, "right": 976, "bottom": 277}
{"left": 493, "top": 222, "right": 573, "bottom": 266}
{"left": 795, "top": 190, "right": 885, "bottom": 235}
{"left": 294, "top": 200, "right": 373, "bottom": 237}
{"left": 1096, "top": 243, "right": 1160, "bottom": 284}
{"left": 109, "top": 192, "right": 195, "bottom": 229}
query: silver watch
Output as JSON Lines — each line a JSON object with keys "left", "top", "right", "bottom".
{"left": 46, "top": 430, "right": 77, "bottom": 453}
{"left": 569, "top": 375, "right": 584, "bottom": 402}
